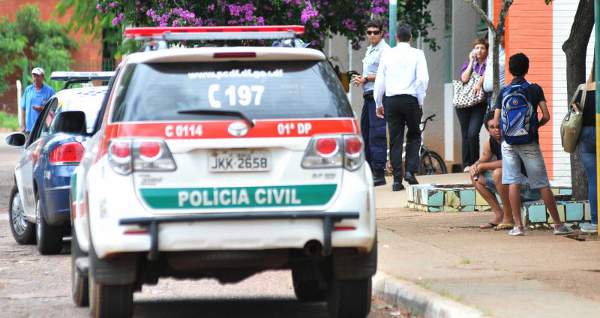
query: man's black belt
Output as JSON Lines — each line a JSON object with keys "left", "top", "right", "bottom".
{"left": 363, "top": 91, "right": 374, "bottom": 98}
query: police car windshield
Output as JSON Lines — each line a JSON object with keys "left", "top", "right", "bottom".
{"left": 111, "top": 60, "right": 353, "bottom": 122}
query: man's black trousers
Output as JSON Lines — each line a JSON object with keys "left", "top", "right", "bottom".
{"left": 383, "top": 94, "right": 422, "bottom": 179}
{"left": 360, "top": 93, "right": 387, "bottom": 175}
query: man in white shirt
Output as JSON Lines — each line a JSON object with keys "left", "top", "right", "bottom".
{"left": 374, "top": 23, "right": 429, "bottom": 191}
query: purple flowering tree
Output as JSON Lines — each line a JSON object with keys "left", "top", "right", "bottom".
{"left": 74, "top": 0, "right": 436, "bottom": 50}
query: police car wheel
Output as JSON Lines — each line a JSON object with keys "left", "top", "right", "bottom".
{"left": 35, "top": 196, "right": 63, "bottom": 255}
{"left": 8, "top": 185, "right": 35, "bottom": 244}
{"left": 89, "top": 271, "right": 134, "bottom": 318}
{"left": 327, "top": 277, "right": 372, "bottom": 318}
{"left": 71, "top": 232, "right": 89, "bottom": 307}
{"left": 292, "top": 265, "right": 327, "bottom": 302}
{"left": 88, "top": 242, "right": 134, "bottom": 318}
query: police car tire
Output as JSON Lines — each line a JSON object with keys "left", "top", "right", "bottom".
{"left": 88, "top": 240, "right": 134, "bottom": 318}
{"left": 89, "top": 271, "right": 134, "bottom": 318}
{"left": 327, "top": 277, "right": 372, "bottom": 318}
{"left": 292, "top": 266, "right": 327, "bottom": 302}
{"left": 71, "top": 232, "right": 89, "bottom": 307}
{"left": 8, "top": 185, "right": 35, "bottom": 244}
{"left": 35, "top": 196, "right": 63, "bottom": 255}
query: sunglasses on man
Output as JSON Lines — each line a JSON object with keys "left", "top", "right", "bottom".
{"left": 366, "top": 30, "right": 381, "bottom": 36}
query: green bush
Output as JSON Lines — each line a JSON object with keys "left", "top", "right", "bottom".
{"left": 0, "top": 4, "right": 77, "bottom": 96}
{"left": 0, "top": 111, "right": 19, "bottom": 131}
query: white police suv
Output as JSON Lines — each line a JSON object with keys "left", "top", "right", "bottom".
{"left": 70, "top": 26, "right": 376, "bottom": 318}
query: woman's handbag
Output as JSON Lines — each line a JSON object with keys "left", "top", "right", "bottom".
{"left": 560, "top": 84, "right": 587, "bottom": 153}
{"left": 452, "top": 73, "right": 486, "bottom": 108}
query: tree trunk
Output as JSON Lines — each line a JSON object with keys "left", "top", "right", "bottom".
{"left": 562, "top": 0, "right": 594, "bottom": 199}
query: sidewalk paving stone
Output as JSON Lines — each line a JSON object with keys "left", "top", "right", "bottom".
{"left": 375, "top": 173, "right": 600, "bottom": 318}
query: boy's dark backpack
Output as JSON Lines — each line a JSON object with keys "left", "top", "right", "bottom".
{"left": 500, "top": 82, "right": 537, "bottom": 145}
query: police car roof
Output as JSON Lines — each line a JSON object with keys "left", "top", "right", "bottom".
{"left": 123, "top": 46, "right": 325, "bottom": 64}
{"left": 54, "top": 86, "right": 107, "bottom": 110}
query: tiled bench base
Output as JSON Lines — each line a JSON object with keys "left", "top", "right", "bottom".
{"left": 523, "top": 200, "right": 591, "bottom": 226}
{"left": 406, "top": 183, "right": 591, "bottom": 226}
{"left": 407, "top": 184, "right": 497, "bottom": 212}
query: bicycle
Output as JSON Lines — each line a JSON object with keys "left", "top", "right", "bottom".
{"left": 385, "top": 113, "right": 448, "bottom": 176}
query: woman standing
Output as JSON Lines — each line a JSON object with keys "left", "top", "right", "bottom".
{"left": 574, "top": 73, "right": 597, "bottom": 233}
{"left": 457, "top": 38, "right": 488, "bottom": 170}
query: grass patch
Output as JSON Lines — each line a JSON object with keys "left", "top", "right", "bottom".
{"left": 0, "top": 111, "right": 19, "bottom": 131}
{"left": 460, "top": 258, "right": 471, "bottom": 265}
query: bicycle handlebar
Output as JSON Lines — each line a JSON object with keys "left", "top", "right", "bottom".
{"left": 423, "top": 114, "right": 436, "bottom": 122}
{"left": 420, "top": 114, "right": 436, "bottom": 132}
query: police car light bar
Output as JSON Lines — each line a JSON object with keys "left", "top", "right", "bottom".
{"left": 124, "top": 25, "right": 305, "bottom": 41}
{"left": 50, "top": 71, "right": 115, "bottom": 82}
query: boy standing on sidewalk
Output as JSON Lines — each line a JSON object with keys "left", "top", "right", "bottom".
{"left": 493, "top": 53, "right": 573, "bottom": 236}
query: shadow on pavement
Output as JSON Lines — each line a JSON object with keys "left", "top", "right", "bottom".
{"left": 133, "top": 297, "right": 328, "bottom": 318}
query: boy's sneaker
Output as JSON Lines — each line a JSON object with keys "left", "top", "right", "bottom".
{"left": 508, "top": 226, "right": 525, "bottom": 236}
{"left": 580, "top": 223, "right": 598, "bottom": 234}
{"left": 553, "top": 224, "right": 574, "bottom": 235}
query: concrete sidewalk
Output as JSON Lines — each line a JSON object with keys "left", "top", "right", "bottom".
{"left": 374, "top": 173, "right": 600, "bottom": 318}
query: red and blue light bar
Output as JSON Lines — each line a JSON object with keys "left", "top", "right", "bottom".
{"left": 125, "top": 25, "right": 304, "bottom": 38}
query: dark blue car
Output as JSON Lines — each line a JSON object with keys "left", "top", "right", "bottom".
{"left": 6, "top": 83, "right": 109, "bottom": 254}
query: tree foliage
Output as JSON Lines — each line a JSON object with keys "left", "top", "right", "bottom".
{"left": 0, "top": 17, "right": 26, "bottom": 95}
{"left": 58, "top": 0, "right": 439, "bottom": 52}
{"left": 0, "top": 5, "right": 77, "bottom": 95}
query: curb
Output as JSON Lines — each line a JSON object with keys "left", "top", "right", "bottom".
{"left": 373, "top": 272, "right": 487, "bottom": 318}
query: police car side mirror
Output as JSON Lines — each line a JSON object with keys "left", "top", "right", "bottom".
{"left": 5, "top": 132, "right": 26, "bottom": 147}
{"left": 52, "top": 111, "right": 88, "bottom": 135}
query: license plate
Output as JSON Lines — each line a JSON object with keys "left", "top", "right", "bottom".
{"left": 208, "top": 150, "right": 271, "bottom": 172}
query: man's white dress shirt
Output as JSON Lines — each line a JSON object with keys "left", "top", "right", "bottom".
{"left": 374, "top": 42, "right": 429, "bottom": 108}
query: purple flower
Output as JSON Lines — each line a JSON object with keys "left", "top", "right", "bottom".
{"left": 108, "top": 2, "right": 118, "bottom": 8}
{"left": 342, "top": 18, "right": 356, "bottom": 31}
{"left": 111, "top": 12, "right": 124, "bottom": 26}
{"left": 300, "top": 2, "right": 319, "bottom": 24}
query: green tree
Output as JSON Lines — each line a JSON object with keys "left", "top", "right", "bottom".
{"left": 0, "top": 5, "right": 77, "bottom": 95}
{"left": 0, "top": 18, "right": 26, "bottom": 95}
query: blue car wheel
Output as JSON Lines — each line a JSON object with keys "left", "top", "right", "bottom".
{"left": 35, "top": 194, "right": 64, "bottom": 255}
{"left": 8, "top": 185, "right": 35, "bottom": 244}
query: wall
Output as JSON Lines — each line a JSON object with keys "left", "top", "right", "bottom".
{"left": 499, "top": 0, "right": 594, "bottom": 185}
{"left": 325, "top": 1, "right": 461, "bottom": 169}
{"left": 551, "top": 0, "right": 595, "bottom": 185}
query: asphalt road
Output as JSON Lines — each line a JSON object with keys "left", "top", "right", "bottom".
{"left": 0, "top": 143, "right": 399, "bottom": 318}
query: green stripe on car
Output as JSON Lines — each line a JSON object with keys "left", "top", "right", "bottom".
{"left": 140, "top": 184, "right": 337, "bottom": 209}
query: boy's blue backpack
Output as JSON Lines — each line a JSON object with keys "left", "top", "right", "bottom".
{"left": 500, "top": 82, "right": 537, "bottom": 145}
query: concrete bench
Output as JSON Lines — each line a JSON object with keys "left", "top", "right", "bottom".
{"left": 406, "top": 183, "right": 587, "bottom": 227}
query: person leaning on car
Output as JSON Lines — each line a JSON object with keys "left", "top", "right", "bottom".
{"left": 21, "top": 67, "right": 54, "bottom": 133}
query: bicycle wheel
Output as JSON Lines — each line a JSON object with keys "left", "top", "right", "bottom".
{"left": 418, "top": 151, "right": 447, "bottom": 175}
